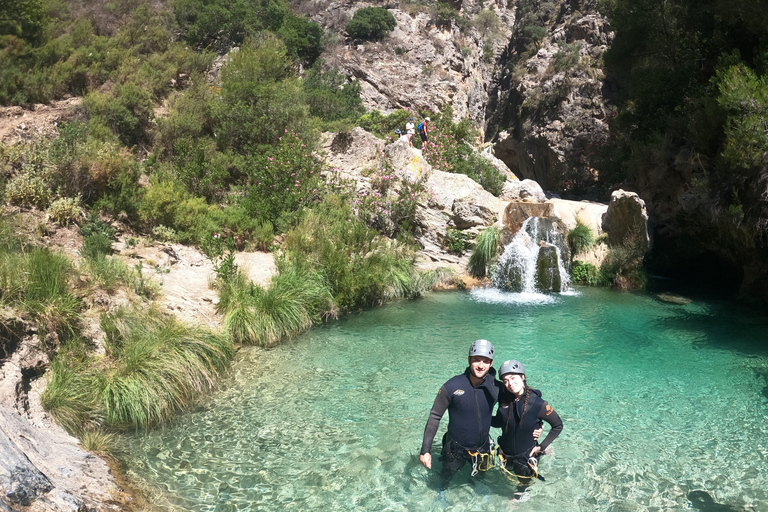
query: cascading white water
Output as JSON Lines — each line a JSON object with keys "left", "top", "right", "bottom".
{"left": 491, "top": 217, "right": 570, "bottom": 293}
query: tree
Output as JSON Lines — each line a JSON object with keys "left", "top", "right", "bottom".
{"left": 345, "top": 7, "right": 396, "bottom": 41}
{"left": 0, "top": 0, "right": 44, "bottom": 40}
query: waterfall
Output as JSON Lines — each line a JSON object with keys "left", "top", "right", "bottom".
{"left": 491, "top": 217, "right": 570, "bottom": 293}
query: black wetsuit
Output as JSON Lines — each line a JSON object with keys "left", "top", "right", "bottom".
{"left": 493, "top": 388, "right": 563, "bottom": 489}
{"left": 420, "top": 367, "right": 501, "bottom": 485}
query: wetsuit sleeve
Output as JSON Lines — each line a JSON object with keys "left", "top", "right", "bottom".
{"left": 536, "top": 401, "right": 563, "bottom": 452}
{"left": 420, "top": 385, "right": 450, "bottom": 455}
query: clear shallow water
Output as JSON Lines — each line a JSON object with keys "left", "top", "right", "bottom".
{"left": 121, "top": 288, "right": 768, "bottom": 511}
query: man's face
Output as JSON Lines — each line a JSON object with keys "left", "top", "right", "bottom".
{"left": 468, "top": 356, "right": 493, "bottom": 380}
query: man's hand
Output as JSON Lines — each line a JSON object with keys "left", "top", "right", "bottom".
{"left": 530, "top": 445, "right": 541, "bottom": 457}
{"left": 420, "top": 453, "right": 432, "bottom": 469}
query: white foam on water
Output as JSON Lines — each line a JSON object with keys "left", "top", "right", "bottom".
{"left": 469, "top": 287, "right": 559, "bottom": 305}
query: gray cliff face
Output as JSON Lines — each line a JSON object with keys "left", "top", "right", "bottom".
{"left": 0, "top": 312, "right": 130, "bottom": 512}
{"left": 310, "top": 0, "right": 517, "bottom": 128}
{"left": 309, "top": 0, "right": 612, "bottom": 192}
{"left": 486, "top": 0, "right": 612, "bottom": 191}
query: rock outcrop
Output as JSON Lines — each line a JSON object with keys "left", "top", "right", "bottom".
{"left": 601, "top": 189, "right": 651, "bottom": 252}
{"left": 486, "top": 0, "right": 612, "bottom": 192}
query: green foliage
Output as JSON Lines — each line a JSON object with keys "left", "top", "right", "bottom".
{"left": 473, "top": 10, "right": 502, "bottom": 39}
{"left": 201, "top": 233, "right": 239, "bottom": 284}
{"left": 345, "top": 7, "right": 396, "bottom": 41}
{"left": 421, "top": 112, "right": 505, "bottom": 195}
{"left": 445, "top": 221, "right": 470, "bottom": 255}
{"left": 303, "top": 62, "right": 364, "bottom": 126}
{"left": 0, "top": 0, "right": 44, "bottom": 41}
{"left": 0, "top": 242, "right": 81, "bottom": 343}
{"left": 283, "top": 196, "right": 428, "bottom": 311}
{"left": 5, "top": 172, "right": 51, "bottom": 208}
{"left": 215, "top": 36, "right": 310, "bottom": 155}
{"left": 567, "top": 222, "right": 595, "bottom": 255}
{"left": 353, "top": 163, "right": 430, "bottom": 237}
{"left": 82, "top": 82, "right": 154, "bottom": 147}
{"left": 570, "top": 260, "right": 603, "bottom": 286}
{"left": 430, "top": 2, "right": 468, "bottom": 31}
{"left": 468, "top": 226, "right": 502, "bottom": 278}
{"left": 217, "top": 265, "right": 333, "bottom": 346}
{"left": 42, "top": 307, "right": 233, "bottom": 431}
{"left": 47, "top": 196, "right": 84, "bottom": 225}
{"left": 241, "top": 131, "right": 323, "bottom": 230}
{"left": 552, "top": 43, "right": 581, "bottom": 73}
{"left": 358, "top": 109, "right": 412, "bottom": 139}
{"left": 81, "top": 233, "right": 113, "bottom": 260}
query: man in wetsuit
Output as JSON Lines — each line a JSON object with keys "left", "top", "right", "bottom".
{"left": 419, "top": 339, "right": 500, "bottom": 488}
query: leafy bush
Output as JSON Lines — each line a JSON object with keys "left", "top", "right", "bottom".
{"left": 5, "top": 172, "right": 50, "bottom": 208}
{"left": 215, "top": 36, "right": 310, "bottom": 155}
{"left": 304, "top": 63, "right": 364, "bottom": 126}
{"left": 81, "top": 233, "right": 113, "bottom": 260}
{"left": 241, "top": 131, "right": 323, "bottom": 231}
{"left": 284, "top": 196, "right": 429, "bottom": 311}
{"left": 345, "top": 7, "right": 396, "bottom": 41}
{"left": 430, "top": 2, "right": 467, "bottom": 31}
{"left": 359, "top": 109, "right": 412, "bottom": 139}
{"left": 445, "top": 221, "right": 470, "bottom": 255}
{"left": 571, "top": 260, "right": 602, "bottom": 286}
{"left": 567, "top": 222, "right": 595, "bottom": 255}
{"left": 82, "top": 82, "right": 154, "bottom": 147}
{"left": 47, "top": 196, "right": 84, "bottom": 225}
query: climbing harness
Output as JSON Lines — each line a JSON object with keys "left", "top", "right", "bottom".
{"left": 497, "top": 451, "right": 543, "bottom": 485}
{"left": 467, "top": 438, "right": 496, "bottom": 477}
{"left": 468, "top": 450, "right": 495, "bottom": 476}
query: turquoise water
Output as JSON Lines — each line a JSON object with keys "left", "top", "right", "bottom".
{"left": 121, "top": 288, "right": 768, "bottom": 511}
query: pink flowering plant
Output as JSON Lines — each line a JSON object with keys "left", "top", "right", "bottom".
{"left": 353, "top": 162, "right": 429, "bottom": 237}
{"left": 242, "top": 131, "right": 323, "bottom": 230}
{"left": 420, "top": 108, "right": 506, "bottom": 196}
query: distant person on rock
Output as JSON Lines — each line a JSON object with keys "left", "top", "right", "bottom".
{"left": 493, "top": 359, "right": 562, "bottom": 502}
{"left": 395, "top": 128, "right": 409, "bottom": 142}
{"left": 418, "top": 117, "right": 430, "bottom": 143}
{"left": 405, "top": 118, "right": 415, "bottom": 147}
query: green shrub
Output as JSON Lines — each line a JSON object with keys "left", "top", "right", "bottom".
{"left": 430, "top": 2, "right": 467, "bottom": 31}
{"left": 284, "top": 196, "right": 428, "bottom": 311}
{"left": 345, "top": 7, "right": 396, "bottom": 41}
{"left": 358, "top": 109, "right": 412, "bottom": 139}
{"left": 82, "top": 82, "right": 154, "bottom": 147}
{"left": 5, "top": 172, "right": 51, "bottom": 208}
{"left": 47, "top": 196, "right": 84, "bottom": 225}
{"left": 473, "top": 10, "right": 501, "bottom": 38}
{"left": 151, "top": 225, "right": 178, "bottom": 242}
{"left": 304, "top": 63, "right": 364, "bottom": 125}
{"left": 241, "top": 131, "right": 323, "bottom": 231}
{"left": 567, "top": 222, "right": 595, "bottom": 255}
{"left": 81, "top": 233, "right": 113, "bottom": 260}
{"left": 444, "top": 222, "right": 470, "bottom": 255}
{"left": 468, "top": 226, "right": 502, "bottom": 277}
{"left": 215, "top": 36, "right": 310, "bottom": 154}
{"left": 571, "top": 260, "right": 602, "bottom": 286}
{"left": 253, "top": 220, "right": 275, "bottom": 251}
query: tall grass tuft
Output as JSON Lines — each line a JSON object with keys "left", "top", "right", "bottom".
{"left": 567, "top": 222, "right": 595, "bottom": 256}
{"left": 98, "top": 307, "right": 233, "bottom": 427}
{"left": 284, "top": 196, "right": 431, "bottom": 310}
{"left": 469, "top": 226, "right": 502, "bottom": 278}
{"left": 218, "top": 265, "right": 334, "bottom": 346}
{"left": 43, "top": 307, "right": 234, "bottom": 431}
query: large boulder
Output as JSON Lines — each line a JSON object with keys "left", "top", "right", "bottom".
{"left": 547, "top": 198, "right": 607, "bottom": 234}
{"left": 0, "top": 406, "right": 130, "bottom": 512}
{"left": 601, "top": 189, "right": 651, "bottom": 251}
{"left": 503, "top": 201, "right": 554, "bottom": 234}
{"left": 500, "top": 178, "right": 547, "bottom": 202}
{"left": 320, "top": 128, "right": 386, "bottom": 189}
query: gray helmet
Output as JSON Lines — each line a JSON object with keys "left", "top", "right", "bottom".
{"left": 468, "top": 339, "right": 494, "bottom": 360}
{"left": 499, "top": 359, "right": 525, "bottom": 377}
